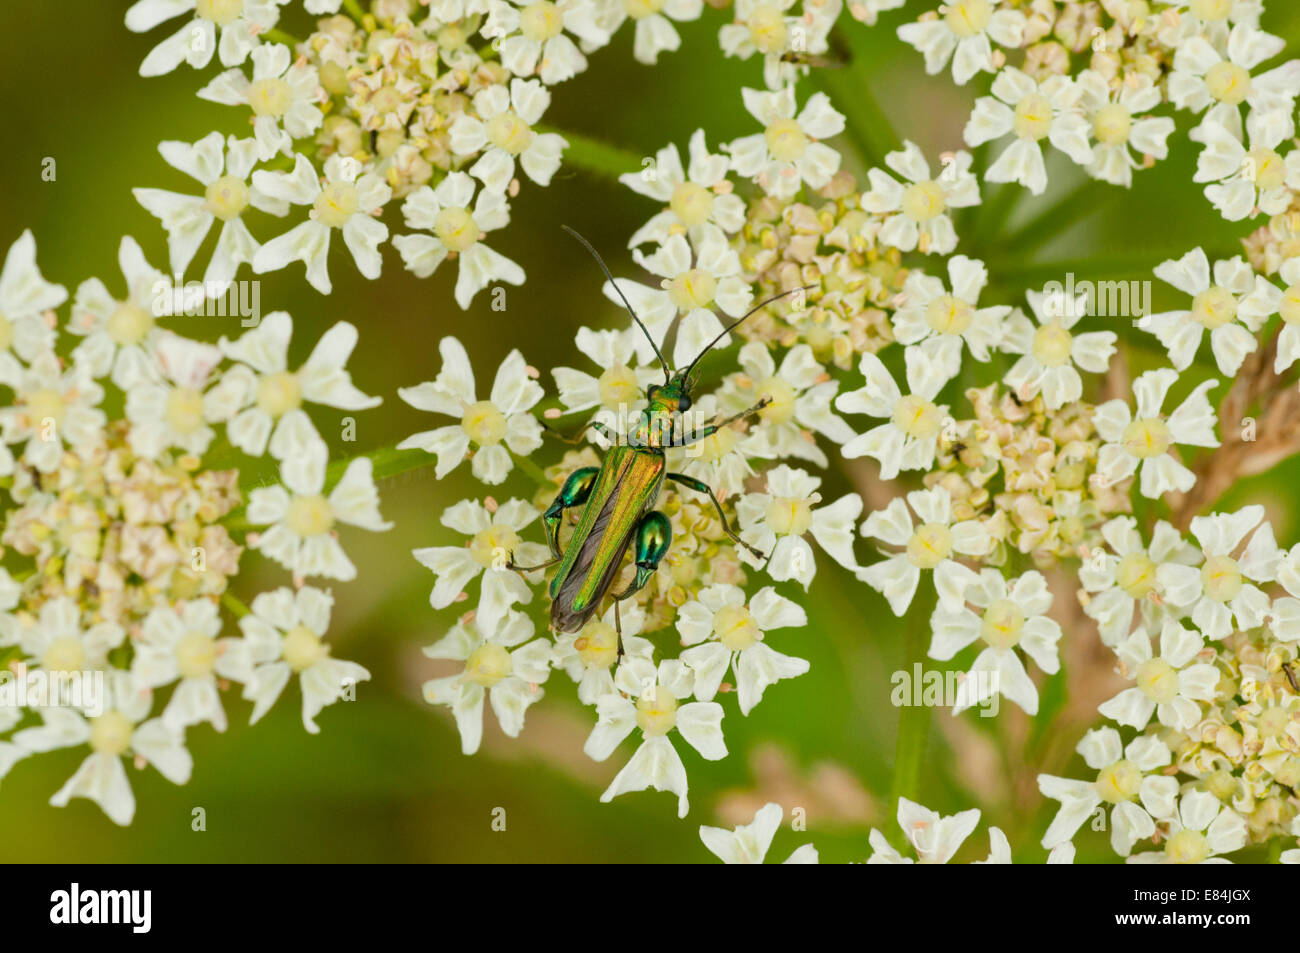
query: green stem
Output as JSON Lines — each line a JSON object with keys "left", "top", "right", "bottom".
{"left": 539, "top": 125, "right": 643, "bottom": 182}
{"left": 888, "top": 585, "right": 935, "bottom": 853}
{"left": 222, "top": 590, "right": 251, "bottom": 618}
{"left": 342, "top": 0, "right": 367, "bottom": 23}
{"left": 510, "top": 451, "right": 552, "bottom": 488}
{"left": 998, "top": 178, "right": 1115, "bottom": 254}
{"left": 809, "top": 30, "right": 902, "bottom": 170}
{"left": 262, "top": 27, "right": 300, "bottom": 48}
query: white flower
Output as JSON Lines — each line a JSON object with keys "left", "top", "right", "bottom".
{"left": 963, "top": 68, "right": 1094, "bottom": 195}
{"left": 0, "top": 351, "right": 105, "bottom": 474}
{"left": 598, "top": 0, "right": 703, "bottom": 64}
{"left": 1098, "top": 619, "right": 1221, "bottom": 730}
{"left": 0, "top": 230, "right": 63, "bottom": 374}
{"left": 247, "top": 446, "right": 393, "bottom": 581}
{"left": 1127, "top": 791, "right": 1248, "bottom": 863}
{"left": 552, "top": 326, "right": 661, "bottom": 417}
{"left": 1073, "top": 70, "right": 1175, "bottom": 187}
{"left": 1093, "top": 367, "right": 1219, "bottom": 498}
{"left": 483, "top": 0, "right": 612, "bottom": 85}
{"left": 930, "top": 568, "right": 1063, "bottom": 715}
{"left": 133, "top": 598, "right": 253, "bottom": 732}
{"left": 13, "top": 671, "right": 191, "bottom": 826}
{"left": 1001, "top": 289, "right": 1116, "bottom": 409}
{"left": 700, "top": 802, "right": 818, "bottom": 863}
{"left": 1037, "top": 727, "right": 1178, "bottom": 857}
{"left": 69, "top": 236, "right": 174, "bottom": 390}
{"left": 848, "top": 0, "right": 905, "bottom": 25}
{"left": 391, "top": 173, "right": 524, "bottom": 308}
{"left": 198, "top": 43, "right": 324, "bottom": 158}
{"left": 892, "top": 255, "right": 1010, "bottom": 382}
{"left": 584, "top": 657, "right": 724, "bottom": 817}
{"left": 252, "top": 154, "right": 392, "bottom": 294}
{"left": 423, "top": 611, "right": 552, "bottom": 755}
{"left": 397, "top": 337, "right": 544, "bottom": 485}
{"left": 1079, "top": 517, "right": 1203, "bottom": 646}
{"left": 552, "top": 602, "right": 655, "bottom": 704}
{"left": 125, "top": 333, "right": 230, "bottom": 458}
{"left": 857, "top": 486, "right": 991, "bottom": 616}
{"left": 449, "top": 79, "right": 568, "bottom": 190}
{"left": 722, "top": 341, "right": 855, "bottom": 467}
{"left": 1155, "top": 0, "right": 1262, "bottom": 46}
{"left": 1138, "top": 247, "right": 1268, "bottom": 375}
{"left": 620, "top": 130, "right": 746, "bottom": 248}
{"left": 1194, "top": 107, "right": 1300, "bottom": 221}
{"left": 1155, "top": 505, "right": 1280, "bottom": 639}
{"left": 735, "top": 464, "right": 862, "bottom": 586}
{"left": 16, "top": 597, "right": 124, "bottom": 684}
{"left": 1256, "top": 256, "right": 1300, "bottom": 374}
{"left": 413, "top": 498, "right": 548, "bottom": 636}
{"left": 678, "top": 584, "right": 809, "bottom": 714}
{"left": 239, "top": 585, "right": 371, "bottom": 733}
{"left": 125, "top": 0, "right": 287, "bottom": 76}
{"left": 717, "top": 0, "right": 837, "bottom": 89}
{"left": 861, "top": 142, "right": 980, "bottom": 255}
{"left": 618, "top": 226, "right": 754, "bottom": 367}
{"left": 133, "top": 133, "right": 282, "bottom": 294}
{"left": 866, "top": 797, "right": 980, "bottom": 863}
{"left": 727, "top": 85, "right": 845, "bottom": 199}
{"left": 835, "top": 347, "right": 950, "bottom": 480}
{"left": 1168, "top": 23, "right": 1300, "bottom": 121}
{"left": 216, "top": 311, "right": 380, "bottom": 458}
{"left": 897, "top": 0, "right": 1025, "bottom": 84}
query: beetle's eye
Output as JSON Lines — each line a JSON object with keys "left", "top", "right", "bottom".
{"left": 677, "top": 395, "right": 692, "bottom": 412}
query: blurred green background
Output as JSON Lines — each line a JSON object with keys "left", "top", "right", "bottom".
{"left": 1, "top": 0, "right": 1298, "bottom": 863}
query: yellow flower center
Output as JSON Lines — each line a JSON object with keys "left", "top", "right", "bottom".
{"left": 1189, "top": 0, "right": 1232, "bottom": 19}
{"left": 464, "top": 642, "right": 513, "bottom": 687}
{"left": 901, "top": 180, "right": 947, "bottom": 222}
{"left": 1094, "top": 758, "right": 1141, "bottom": 803}
{"left": 1136, "top": 656, "right": 1180, "bottom": 704}
{"left": 714, "top": 604, "right": 761, "bottom": 651}
{"left": 1164, "top": 828, "right": 1211, "bottom": 864}
{"left": 624, "top": 0, "right": 664, "bottom": 18}
{"left": 944, "top": 0, "right": 991, "bottom": 38}
{"left": 285, "top": 494, "right": 336, "bottom": 537}
{"left": 635, "top": 685, "right": 678, "bottom": 735}
{"left": 574, "top": 621, "right": 619, "bottom": 670}
{"left": 1013, "top": 92, "right": 1055, "bottom": 141}
{"left": 256, "top": 370, "right": 302, "bottom": 417}
{"left": 1258, "top": 705, "right": 1289, "bottom": 738}
{"left": 598, "top": 365, "right": 641, "bottom": 410}
{"left": 486, "top": 111, "right": 534, "bottom": 155}
{"left": 434, "top": 206, "right": 479, "bottom": 253}
{"left": 1247, "top": 148, "right": 1287, "bottom": 192}
{"left": 461, "top": 400, "right": 507, "bottom": 445}
{"left": 1280, "top": 284, "right": 1300, "bottom": 325}
{"left": 165, "top": 387, "right": 206, "bottom": 435}
{"left": 980, "top": 598, "right": 1025, "bottom": 650}
{"left": 892, "top": 394, "right": 944, "bottom": 440}
{"left": 204, "top": 174, "right": 250, "bottom": 221}
{"left": 906, "top": 523, "right": 954, "bottom": 569}
{"left": 925, "top": 295, "right": 973, "bottom": 335}
{"left": 89, "top": 710, "right": 134, "bottom": 756}
{"left": 519, "top": 1, "right": 563, "bottom": 41}
{"left": 313, "top": 180, "right": 360, "bottom": 228}
{"left": 1201, "top": 554, "right": 1243, "bottom": 603}
{"left": 1121, "top": 417, "right": 1172, "bottom": 459}
{"left": 469, "top": 524, "right": 522, "bottom": 569}
{"left": 27, "top": 387, "right": 67, "bottom": 428}
{"left": 667, "top": 268, "right": 717, "bottom": 311}
{"left": 248, "top": 77, "right": 293, "bottom": 118}
{"left": 765, "top": 496, "right": 813, "bottom": 536}
{"left": 283, "top": 624, "right": 329, "bottom": 672}
{"left": 1205, "top": 61, "right": 1251, "bottom": 105}
{"left": 748, "top": 4, "right": 789, "bottom": 54}
{"left": 196, "top": 0, "right": 244, "bottom": 26}
{"left": 1116, "top": 552, "right": 1157, "bottom": 598}
{"left": 1093, "top": 103, "right": 1132, "bottom": 145}
{"left": 670, "top": 181, "right": 714, "bottom": 227}
{"left": 175, "top": 632, "right": 218, "bottom": 679}
{"left": 42, "top": 636, "right": 87, "bottom": 673}
{"left": 107, "top": 301, "right": 154, "bottom": 345}
{"left": 756, "top": 376, "right": 797, "bottom": 424}
{"left": 765, "top": 119, "right": 808, "bottom": 162}
{"left": 1191, "top": 284, "right": 1238, "bottom": 328}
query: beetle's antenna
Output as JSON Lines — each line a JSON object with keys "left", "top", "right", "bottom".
{"left": 562, "top": 225, "right": 672, "bottom": 384}
{"left": 683, "top": 285, "right": 817, "bottom": 379}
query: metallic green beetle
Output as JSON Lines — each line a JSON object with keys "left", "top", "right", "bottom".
{"left": 509, "top": 227, "right": 807, "bottom": 644}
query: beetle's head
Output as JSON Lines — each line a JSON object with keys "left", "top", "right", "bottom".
{"left": 645, "top": 367, "right": 696, "bottom": 415}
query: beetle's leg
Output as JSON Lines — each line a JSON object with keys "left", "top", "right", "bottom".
{"left": 506, "top": 466, "right": 600, "bottom": 571}
{"left": 661, "top": 396, "right": 772, "bottom": 448}
{"left": 608, "top": 510, "right": 672, "bottom": 659}
{"left": 541, "top": 418, "right": 615, "bottom": 445}
{"left": 666, "top": 472, "right": 766, "bottom": 560}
